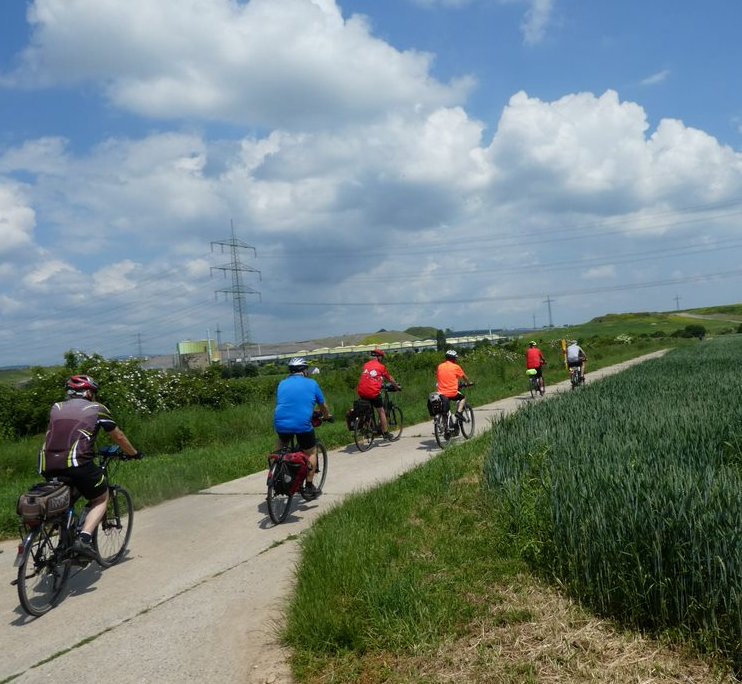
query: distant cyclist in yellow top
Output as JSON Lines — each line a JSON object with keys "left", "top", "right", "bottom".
{"left": 436, "top": 349, "right": 472, "bottom": 422}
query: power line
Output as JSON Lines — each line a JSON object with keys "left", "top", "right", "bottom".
{"left": 259, "top": 267, "right": 742, "bottom": 307}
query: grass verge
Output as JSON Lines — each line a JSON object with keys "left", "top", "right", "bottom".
{"left": 284, "top": 356, "right": 739, "bottom": 682}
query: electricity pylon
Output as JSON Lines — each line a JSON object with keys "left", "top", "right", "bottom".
{"left": 211, "top": 221, "right": 261, "bottom": 361}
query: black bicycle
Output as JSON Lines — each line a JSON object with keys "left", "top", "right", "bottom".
{"left": 432, "top": 382, "right": 475, "bottom": 449}
{"left": 569, "top": 364, "right": 585, "bottom": 389}
{"left": 266, "top": 413, "right": 329, "bottom": 525}
{"left": 527, "top": 369, "right": 544, "bottom": 398}
{"left": 352, "top": 384, "right": 403, "bottom": 452}
{"left": 13, "top": 446, "right": 136, "bottom": 617}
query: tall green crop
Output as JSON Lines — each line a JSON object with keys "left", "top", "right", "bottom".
{"left": 485, "top": 336, "right": 742, "bottom": 669}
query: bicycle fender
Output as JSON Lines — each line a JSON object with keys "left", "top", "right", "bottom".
{"left": 13, "top": 531, "right": 34, "bottom": 567}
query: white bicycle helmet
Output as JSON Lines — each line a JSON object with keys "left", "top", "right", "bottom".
{"left": 288, "top": 357, "right": 309, "bottom": 372}
{"left": 445, "top": 349, "right": 458, "bottom": 360}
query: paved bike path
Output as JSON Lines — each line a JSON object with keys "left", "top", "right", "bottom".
{"left": 0, "top": 351, "right": 666, "bottom": 684}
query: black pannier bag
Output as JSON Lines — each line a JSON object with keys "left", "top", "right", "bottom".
{"left": 427, "top": 392, "right": 449, "bottom": 416}
{"left": 353, "top": 399, "right": 373, "bottom": 417}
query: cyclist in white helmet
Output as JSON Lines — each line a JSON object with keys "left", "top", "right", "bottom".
{"left": 273, "top": 358, "right": 332, "bottom": 499}
{"left": 566, "top": 340, "right": 587, "bottom": 378}
{"left": 436, "top": 349, "right": 472, "bottom": 422}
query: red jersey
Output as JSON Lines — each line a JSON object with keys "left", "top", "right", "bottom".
{"left": 357, "top": 359, "right": 395, "bottom": 400}
{"left": 526, "top": 347, "right": 545, "bottom": 370}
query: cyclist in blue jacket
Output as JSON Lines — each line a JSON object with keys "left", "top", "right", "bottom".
{"left": 273, "top": 357, "right": 332, "bottom": 499}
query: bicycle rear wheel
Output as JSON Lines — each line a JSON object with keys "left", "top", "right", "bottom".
{"left": 17, "top": 520, "right": 70, "bottom": 617}
{"left": 267, "top": 461, "right": 293, "bottom": 524}
{"left": 95, "top": 486, "right": 133, "bottom": 568}
{"left": 353, "top": 414, "right": 375, "bottom": 452}
{"left": 459, "top": 405, "right": 475, "bottom": 439}
{"left": 387, "top": 405, "right": 403, "bottom": 440}
{"left": 529, "top": 380, "right": 537, "bottom": 399}
{"left": 434, "top": 414, "right": 452, "bottom": 449}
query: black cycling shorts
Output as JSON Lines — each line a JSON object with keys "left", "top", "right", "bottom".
{"left": 44, "top": 461, "right": 107, "bottom": 500}
{"left": 567, "top": 360, "right": 583, "bottom": 369}
{"left": 277, "top": 430, "right": 316, "bottom": 451}
{"left": 443, "top": 392, "right": 465, "bottom": 402}
{"left": 360, "top": 394, "right": 384, "bottom": 409}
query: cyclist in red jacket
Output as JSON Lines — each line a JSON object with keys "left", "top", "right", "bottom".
{"left": 525, "top": 340, "right": 547, "bottom": 394}
{"left": 356, "top": 349, "right": 399, "bottom": 440}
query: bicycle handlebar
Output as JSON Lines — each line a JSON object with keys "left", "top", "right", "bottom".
{"left": 383, "top": 383, "right": 402, "bottom": 391}
{"left": 99, "top": 446, "right": 145, "bottom": 462}
{"left": 311, "top": 411, "right": 334, "bottom": 426}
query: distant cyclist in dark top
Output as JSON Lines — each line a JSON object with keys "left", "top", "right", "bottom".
{"left": 356, "top": 348, "right": 400, "bottom": 440}
{"left": 274, "top": 357, "right": 332, "bottom": 500}
{"left": 39, "top": 375, "right": 143, "bottom": 559}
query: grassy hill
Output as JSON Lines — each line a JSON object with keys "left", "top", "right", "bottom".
{"left": 527, "top": 308, "right": 740, "bottom": 344}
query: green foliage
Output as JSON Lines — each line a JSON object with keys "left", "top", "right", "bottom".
{"left": 403, "top": 326, "right": 437, "bottom": 339}
{"left": 435, "top": 329, "right": 446, "bottom": 351}
{"left": 671, "top": 324, "right": 707, "bottom": 340}
{"left": 485, "top": 336, "right": 742, "bottom": 669}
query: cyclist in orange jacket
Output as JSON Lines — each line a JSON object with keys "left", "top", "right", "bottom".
{"left": 436, "top": 349, "right": 472, "bottom": 422}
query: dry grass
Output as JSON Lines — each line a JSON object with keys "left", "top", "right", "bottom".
{"left": 305, "top": 576, "right": 738, "bottom": 684}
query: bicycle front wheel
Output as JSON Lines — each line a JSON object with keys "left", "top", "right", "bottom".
{"left": 353, "top": 415, "right": 375, "bottom": 452}
{"left": 17, "top": 520, "right": 70, "bottom": 617}
{"left": 434, "top": 414, "right": 451, "bottom": 449}
{"left": 459, "top": 405, "right": 475, "bottom": 439}
{"left": 387, "top": 405, "right": 403, "bottom": 441}
{"left": 95, "top": 486, "right": 133, "bottom": 568}
{"left": 267, "top": 461, "right": 293, "bottom": 525}
{"left": 313, "top": 440, "right": 328, "bottom": 492}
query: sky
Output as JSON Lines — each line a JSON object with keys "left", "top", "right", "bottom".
{"left": 1, "top": 0, "right": 741, "bottom": 367}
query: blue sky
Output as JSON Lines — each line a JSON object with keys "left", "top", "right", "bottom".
{"left": 1, "top": 0, "right": 741, "bottom": 366}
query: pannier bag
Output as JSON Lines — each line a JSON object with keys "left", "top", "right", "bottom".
{"left": 268, "top": 452, "right": 309, "bottom": 495}
{"left": 427, "top": 392, "right": 450, "bottom": 417}
{"left": 353, "top": 399, "right": 373, "bottom": 417}
{"left": 345, "top": 407, "right": 356, "bottom": 431}
{"left": 17, "top": 482, "right": 71, "bottom": 525}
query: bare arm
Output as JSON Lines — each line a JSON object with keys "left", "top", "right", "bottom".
{"left": 109, "top": 427, "right": 139, "bottom": 457}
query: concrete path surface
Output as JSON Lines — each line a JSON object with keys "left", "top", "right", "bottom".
{"left": 0, "top": 351, "right": 666, "bottom": 684}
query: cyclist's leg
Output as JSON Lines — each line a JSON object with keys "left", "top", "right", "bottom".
{"left": 368, "top": 395, "right": 386, "bottom": 433}
{"left": 296, "top": 431, "right": 318, "bottom": 484}
{"left": 67, "top": 463, "right": 109, "bottom": 536}
{"left": 377, "top": 405, "right": 388, "bottom": 433}
{"left": 455, "top": 392, "right": 466, "bottom": 416}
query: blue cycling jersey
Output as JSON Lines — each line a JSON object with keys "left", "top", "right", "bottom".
{"left": 274, "top": 374, "right": 325, "bottom": 434}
